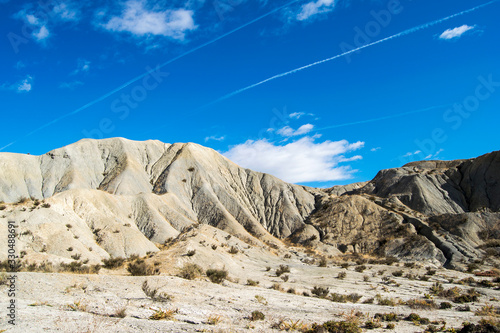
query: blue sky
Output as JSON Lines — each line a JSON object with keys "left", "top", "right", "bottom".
{"left": 1, "top": 0, "right": 499, "bottom": 188}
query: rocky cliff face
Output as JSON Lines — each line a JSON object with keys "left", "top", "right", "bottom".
{"left": 0, "top": 138, "right": 498, "bottom": 270}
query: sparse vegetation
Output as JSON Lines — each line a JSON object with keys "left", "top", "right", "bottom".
{"left": 276, "top": 265, "right": 290, "bottom": 277}
{"left": 247, "top": 279, "right": 259, "bottom": 286}
{"left": 142, "top": 280, "right": 172, "bottom": 302}
{"left": 206, "top": 268, "right": 228, "bottom": 284}
{"left": 179, "top": 263, "right": 203, "bottom": 280}
{"left": 149, "top": 308, "right": 177, "bottom": 320}
{"left": 250, "top": 310, "right": 265, "bottom": 321}
{"left": 311, "top": 286, "right": 329, "bottom": 298}
{"left": 102, "top": 257, "right": 125, "bottom": 269}
{"left": 207, "top": 314, "right": 222, "bottom": 325}
{"left": 127, "top": 259, "right": 159, "bottom": 276}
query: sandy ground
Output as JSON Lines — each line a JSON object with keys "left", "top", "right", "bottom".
{"left": 1, "top": 253, "right": 499, "bottom": 333}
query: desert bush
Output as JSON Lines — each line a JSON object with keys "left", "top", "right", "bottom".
{"left": 186, "top": 250, "right": 196, "bottom": 257}
{"left": 457, "top": 305, "right": 471, "bottom": 312}
{"left": 318, "top": 257, "right": 327, "bottom": 267}
{"left": 312, "top": 286, "right": 329, "bottom": 298}
{"left": 41, "top": 203, "right": 51, "bottom": 208}
{"left": 440, "top": 302, "right": 452, "bottom": 309}
{"left": 206, "top": 268, "right": 227, "bottom": 284}
{"left": 114, "top": 307, "right": 127, "bottom": 318}
{"left": 149, "top": 308, "right": 177, "bottom": 320}
{"left": 467, "top": 262, "right": 480, "bottom": 273}
{"left": 341, "top": 263, "right": 350, "bottom": 269}
{"left": 330, "top": 293, "right": 348, "bottom": 303}
{"left": 306, "top": 320, "right": 362, "bottom": 333}
{"left": 377, "top": 296, "right": 396, "bottom": 306}
{"left": 386, "top": 323, "right": 395, "bottom": 329}
{"left": 458, "top": 319, "right": 500, "bottom": 332}
{"left": 179, "top": 263, "right": 203, "bottom": 280}
{"left": 337, "top": 271, "right": 347, "bottom": 280}
{"left": 127, "top": 259, "right": 159, "bottom": 276}
{"left": 475, "top": 304, "right": 500, "bottom": 317}
{"left": 271, "top": 283, "right": 282, "bottom": 291}
{"left": 142, "top": 280, "right": 172, "bottom": 302}
{"left": 404, "top": 262, "right": 416, "bottom": 268}
{"left": 363, "top": 275, "right": 370, "bottom": 282}
{"left": 392, "top": 270, "right": 404, "bottom": 277}
{"left": 355, "top": 265, "right": 367, "bottom": 273}
{"left": 374, "top": 313, "right": 398, "bottom": 322}
{"left": 250, "top": 310, "right": 265, "bottom": 321}
{"left": 281, "top": 274, "right": 289, "bottom": 282}
{"left": 405, "top": 313, "right": 430, "bottom": 325}
{"left": 102, "top": 257, "right": 125, "bottom": 269}
{"left": 405, "top": 298, "right": 437, "bottom": 309}
{"left": 453, "top": 289, "right": 480, "bottom": 304}
{"left": 276, "top": 265, "right": 290, "bottom": 277}
{"left": 364, "top": 319, "right": 382, "bottom": 329}
{"left": 246, "top": 279, "right": 259, "bottom": 286}
{"left": 207, "top": 314, "right": 222, "bottom": 325}
{"left": 228, "top": 246, "right": 239, "bottom": 254}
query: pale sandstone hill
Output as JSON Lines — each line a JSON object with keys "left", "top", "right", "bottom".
{"left": 0, "top": 138, "right": 498, "bottom": 269}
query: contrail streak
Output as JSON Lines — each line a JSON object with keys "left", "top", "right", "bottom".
{"left": 316, "top": 104, "right": 449, "bottom": 131}
{"left": 205, "top": 0, "right": 498, "bottom": 107}
{"left": 0, "top": 0, "right": 303, "bottom": 152}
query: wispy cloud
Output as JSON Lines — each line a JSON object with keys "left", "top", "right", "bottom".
{"left": 296, "top": 0, "right": 335, "bottom": 21}
{"left": 277, "top": 124, "right": 314, "bottom": 137}
{"left": 403, "top": 150, "right": 422, "bottom": 158}
{"left": 205, "top": 135, "right": 225, "bottom": 142}
{"left": 370, "top": 147, "right": 381, "bottom": 152}
{"left": 14, "top": 2, "right": 80, "bottom": 44}
{"left": 1, "top": 75, "right": 34, "bottom": 93}
{"left": 425, "top": 148, "right": 444, "bottom": 159}
{"left": 70, "top": 59, "right": 91, "bottom": 76}
{"left": 439, "top": 24, "right": 475, "bottom": 40}
{"left": 289, "top": 112, "right": 304, "bottom": 119}
{"left": 224, "top": 136, "right": 364, "bottom": 183}
{"left": 103, "top": 0, "right": 197, "bottom": 40}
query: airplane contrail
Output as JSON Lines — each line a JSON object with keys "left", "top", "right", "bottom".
{"left": 316, "top": 104, "right": 450, "bottom": 131}
{"left": 0, "top": 0, "right": 303, "bottom": 152}
{"left": 204, "top": 0, "right": 499, "bottom": 107}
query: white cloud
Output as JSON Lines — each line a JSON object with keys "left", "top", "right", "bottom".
{"left": 224, "top": 136, "right": 364, "bottom": 183}
{"left": 15, "top": 75, "right": 33, "bottom": 92}
{"left": 425, "top": 149, "right": 444, "bottom": 160}
{"left": 289, "top": 112, "right": 304, "bottom": 119}
{"left": 439, "top": 25, "right": 475, "bottom": 40}
{"left": 52, "top": 3, "right": 79, "bottom": 21}
{"left": 370, "top": 147, "right": 381, "bottom": 152}
{"left": 297, "top": 0, "right": 336, "bottom": 21}
{"left": 34, "top": 25, "right": 50, "bottom": 41}
{"left": 403, "top": 150, "right": 422, "bottom": 158}
{"left": 205, "top": 135, "right": 225, "bottom": 142}
{"left": 104, "top": 0, "right": 197, "bottom": 40}
{"left": 1, "top": 76, "right": 34, "bottom": 93}
{"left": 277, "top": 124, "right": 314, "bottom": 137}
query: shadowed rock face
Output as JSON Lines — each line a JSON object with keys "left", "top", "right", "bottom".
{"left": 350, "top": 151, "right": 500, "bottom": 216}
{"left": 0, "top": 138, "right": 498, "bottom": 269}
